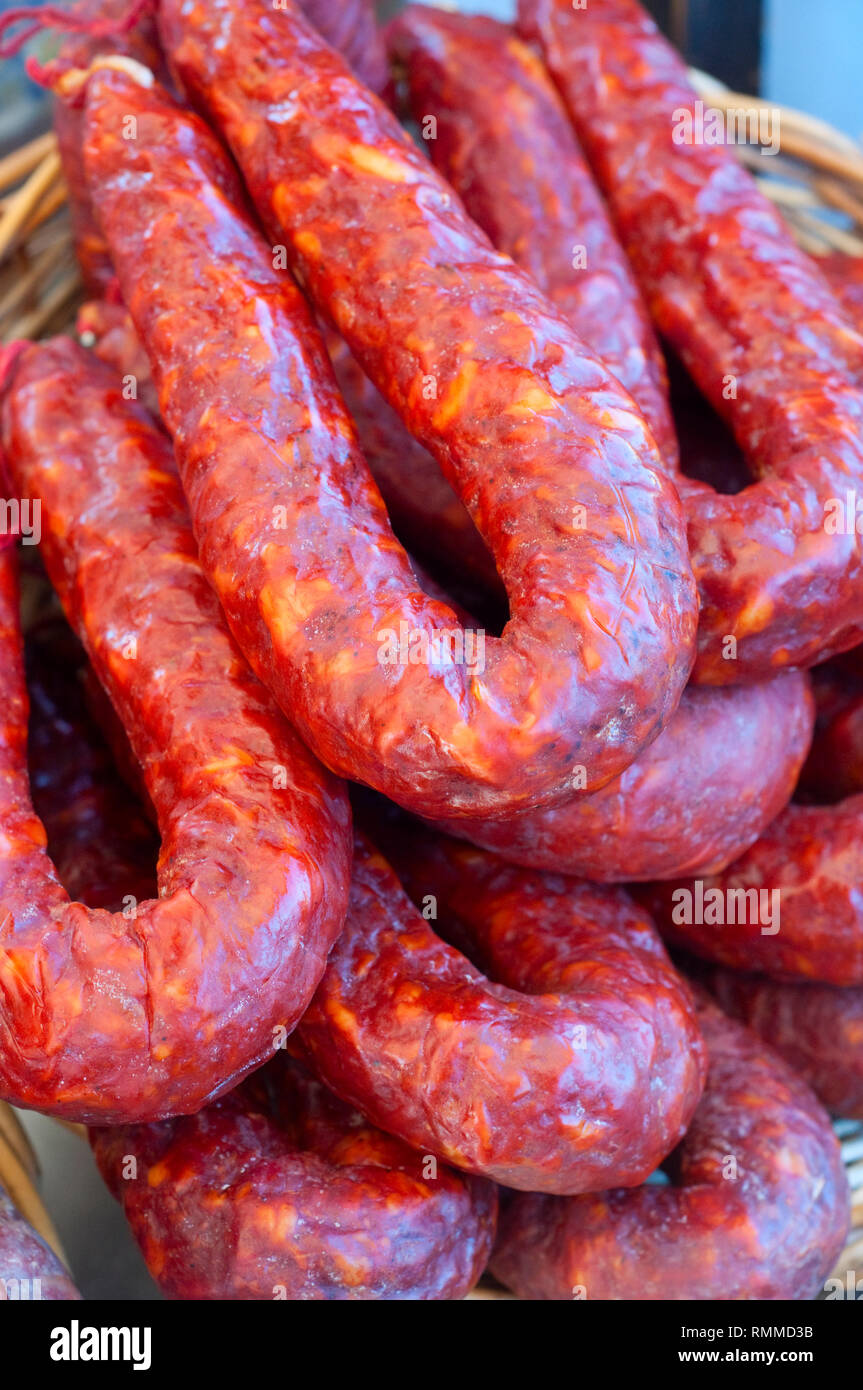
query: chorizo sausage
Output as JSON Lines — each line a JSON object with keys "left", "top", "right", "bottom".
{"left": 429, "top": 671, "right": 814, "bottom": 882}
{"left": 519, "top": 0, "right": 863, "bottom": 682}
{"left": 22, "top": 548, "right": 498, "bottom": 1301}
{"left": 47, "top": 0, "right": 167, "bottom": 295}
{"left": 641, "top": 796, "right": 863, "bottom": 985}
{"left": 388, "top": 5, "right": 678, "bottom": 470}
{"left": 490, "top": 999, "right": 850, "bottom": 1300}
{"left": 76, "top": 297, "right": 502, "bottom": 608}
{"left": 0, "top": 1187, "right": 80, "bottom": 1301}
{"left": 92, "top": 7, "right": 696, "bottom": 816}
{"left": 697, "top": 964, "right": 863, "bottom": 1122}
{"left": 0, "top": 337, "right": 352, "bottom": 1123}
{"left": 297, "top": 827, "right": 706, "bottom": 1194}
{"left": 42, "top": 0, "right": 385, "bottom": 289}
{"left": 90, "top": 1057, "right": 496, "bottom": 1301}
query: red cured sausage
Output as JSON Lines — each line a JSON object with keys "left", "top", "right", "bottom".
{"left": 90, "top": 1057, "right": 496, "bottom": 1301}
{"left": 297, "top": 0, "right": 388, "bottom": 95}
{"left": 25, "top": 614, "right": 158, "bottom": 909}
{"left": 430, "top": 671, "right": 814, "bottom": 882}
{"left": 47, "top": 0, "right": 385, "bottom": 288}
{"left": 697, "top": 965, "right": 863, "bottom": 1122}
{"left": 48, "top": 1, "right": 167, "bottom": 295}
{"left": 0, "top": 1187, "right": 80, "bottom": 1301}
{"left": 297, "top": 828, "right": 706, "bottom": 1195}
{"left": 388, "top": 5, "right": 678, "bottom": 470}
{"left": 490, "top": 1000, "right": 850, "bottom": 1300}
{"left": 120, "top": 3, "right": 695, "bottom": 815}
{"left": 0, "top": 338, "right": 352, "bottom": 1123}
{"left": 641, "top": 796, "right": 863, "bottom": 985}
{"left": 519, "top": 0, "right": 863, "bottom": 682}
{"left": 75, "top": 298, "right": 502, "bottom": 608}
{"left": 54, "top": 96, "right": 115, "bottom": 295}
{"left": 21, "top": 564, "right": 495, "bottom": 1302}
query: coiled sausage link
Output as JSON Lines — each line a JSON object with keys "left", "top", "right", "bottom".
{"left": 0, "top": 339, "right": 352, "bottom": 1123}
{"left": 297, "top": 827, "right": 706, "bottom": 1195}
{"left": 388, "top": 5, "right": 678, "bottom": 469}
{"left": 430, "top": 672, "right": 814, "bottom": 882}
{"left": 105, "top": 0, "right": 696, "bottom": 815}
{"left": 76, "top": 298, "right": 502, "bottom": 606}
{"left": 21, "top": 596, "right": 494, "bottom": 1302}
{"left": 91, "top": 1058, "right": 496, "bottom": 1301}
{"left": 641, "top": 796, "right": 863, "bottom": 985}
{"left": 490, "top": 1001, "right": 850, "bottom": 1301}
{"left": 519, "top": 0, "right": 863, "bottom": 682}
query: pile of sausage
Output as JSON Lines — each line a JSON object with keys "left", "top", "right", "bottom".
{"left": 0, "top": 0, "right": 859, "bottom": 1301}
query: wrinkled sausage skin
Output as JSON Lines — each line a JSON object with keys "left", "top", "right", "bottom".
{"left": 91, "top": 1059, "right": 496, "bottom": 1301}
{"left": 135, "top": 1, "right": 698, "bottom": 813}
{"left": 430, "top": 672, "right": 814, "bottom": 882}
{"left": 698, "top": 964, "right": 863, "bottom": 1122}
{"left": 490, "top": 1002, "right": 850, "bottom": 1300}
{"left": 641, "top": 796, "right": 863, "bottom": 985}
{"left": 0, "top": 340, "right": 351, "bottom": 1122}
{"left": 298, "top": 829, "right": 706, "bottom": 1194}
{"left": 388, "top": 5, "right": 677, "bottom": 469}
{"left": 519, "top": 0, "right": 863, "bottom": 681}
{"left": 77, "top": 297, "right": 504, "bottom": 611}
{"left": 51, "top": 0, "right": 167, "bottom": 295}
{"left": 0, "top": 1188, "right": 80, "bottom": 1301}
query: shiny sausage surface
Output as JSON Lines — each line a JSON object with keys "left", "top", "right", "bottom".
{"left": 298, "top": 827, "right": 706, "bottom": 1194}
{"left": 491, "top": 1001, "right": 850, "bottom": 1300}
{"left": 0, "top": 339, "right": 351, "bottom": 1122}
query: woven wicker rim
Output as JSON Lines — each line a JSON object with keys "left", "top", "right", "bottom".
{"left": 0, "top": 1100, "right": 71, "bottom": 1268}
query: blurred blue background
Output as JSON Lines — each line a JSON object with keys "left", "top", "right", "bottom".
{"left": 763, "top": 0, "right": 861, "bottom": 140}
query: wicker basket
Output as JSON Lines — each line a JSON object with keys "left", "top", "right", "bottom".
{"left": 0, "top": 1101, "right": 72, "bottom": 1271}
{"left": 0, "top": 75, "right": 862, "bottom": 1300}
